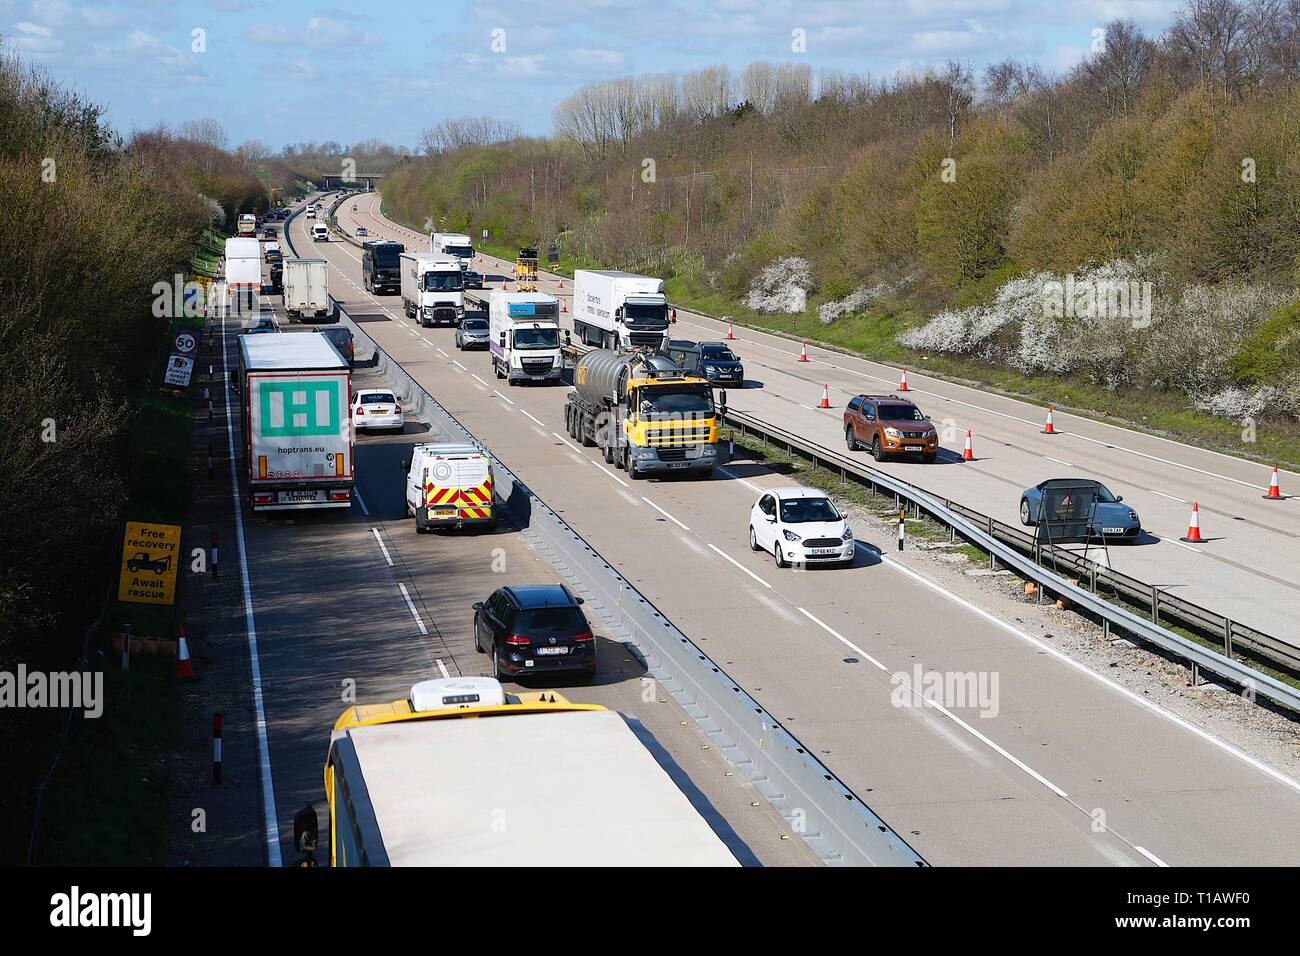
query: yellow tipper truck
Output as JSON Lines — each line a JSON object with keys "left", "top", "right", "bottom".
{"left": 562, "top": 349, "right": 719, "bottom": 479}
{"left": 294, "top": 677, "right": 740, "bottom": 867}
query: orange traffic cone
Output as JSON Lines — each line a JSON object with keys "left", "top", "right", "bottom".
{"left": 798, "top": 342, "right": 809, "bottom": 362}
{"left": 898, "top": 369, "right": 909, "bottom": 391}
{"left": 962, "top": 429, "right": 974, "bottom": 461}
{"left": 726, "top": 321, "right": 735, "bottom": 341}
{"left": 818, "top": 384, "right": 831, "bottom": 409}
{"left": 174, "top": 626, "right": 199, "bottom": 681}
{"left": 561, "top": 303, "right": 567, "bottom": 312}
{"left": 1180, "top": 501, "right": 1203, "bottom": 543}
{"left": 1265, "top": 465, "right": 1283, "bottom": 500}
{"left": 1042, "top": 406, "right": 1056, "bottom": 434}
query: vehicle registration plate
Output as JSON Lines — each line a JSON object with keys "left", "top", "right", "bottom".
{"left": 669, "top": 462, "right": 690, "bottom": 469}
{"left": 278, "top": 490, "right": 326, "bottom": 502}
{"left": 535, "top": 646, "right": 569, "bottom": 656}
{"left": 906, "top": 446, "right": 923, "bottom": 452}
{"left": 432, "top": 507, "right": 456, "bottom": 518}
{"left": 1102, "top": 527, "right": 1124, "bottom": 534}
{"left": 811, "top": 548, "right": 839, "bottom": 555}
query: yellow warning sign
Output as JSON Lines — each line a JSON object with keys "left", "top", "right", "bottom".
{"left": 117, "top": 521, "right": 182, "bottom": 605}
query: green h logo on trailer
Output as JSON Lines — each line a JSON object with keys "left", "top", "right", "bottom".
{"left": 260, "top": 380, "right": 340, "bottom": 436}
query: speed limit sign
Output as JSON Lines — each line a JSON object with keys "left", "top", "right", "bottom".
{"left": 173, "top": 331, "right": 197, "bottom": 355}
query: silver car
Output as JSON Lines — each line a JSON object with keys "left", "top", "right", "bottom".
{"left": 456, "top": 317, "right": 490, "bottom": 350}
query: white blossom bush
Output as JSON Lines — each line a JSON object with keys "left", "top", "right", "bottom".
{"left": 819, "top": 280, "right": 904, "bottom": 325}
{"left": 1193, "top": 385, "right": 1280, "bottom": 423}
{"left": 744, "top": 257, "right": 815, "bottom": 314}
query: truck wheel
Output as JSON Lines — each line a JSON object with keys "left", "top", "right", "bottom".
{"left": 580, "top": 420, "right": 595, "bottom": 448}
{"left": 603, "top": 443, "right": 615, "bottom": 465}
{"left": 625, "top": 448, "right": 642, "bottom": 479}
{"left": 845, "top": 426, "right": 859, "bottom": 452}
{"left": 871, "top": 436, "right": 884, "bottom": 462}
{"left": 494, "top": 361, "right": 504, "bottom": 379}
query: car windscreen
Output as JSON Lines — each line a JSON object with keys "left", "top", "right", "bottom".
{"left": 878, "top": 404, "right": 925, "bottom": 421}
{"left": 780, "top": 497, "right": 841, "bottom": 523}
{"left": 638, "top": 386, "right": 712, "bottom": 417}
{"left": 514, "top": 327, "right": 559, "bottom": 349}
{"left": 701, "top": 346, "right": 737, "bottom": 361}
{"left": 358, "top": 393, "right": 394, "bottom": 405}
{"left": 515, "top": 607, "right": 585, "bottom": 633}
{"left": 1096, "top": 484, "right": 1118, "bottom": 503}
{"left": 462, "top": 319, "right": 488, "bottom": 331}
{"left": 423, "top": 272, "right": 463, "bottom": 291}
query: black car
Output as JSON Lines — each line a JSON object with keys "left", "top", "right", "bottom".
{"left": 473, "top": 585, "right": 595, "bottom": 680}
{"left": 315, "top": 326, "right": 354, "bottom": 364}
{"left": 464, "top": 269, "right": 483, "bottom": 290}
{"left": 665, "top": 339, "right": 744, "bottom": 386}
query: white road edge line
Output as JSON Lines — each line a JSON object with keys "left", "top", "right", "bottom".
{"left": 219, "top": 306, "right": 282, "bottom": 867}
{"left": 436, "top": 658, "right": 450, "bottom": 679}
{"left": 398, "top": 582, "right": 429, "bottom": 636}
{"left": 521, "top": 409, "right": 547, "bottom": 428}
{"left": 1135, "top": 846, "right": 1170, "bottom": 867}
{"left": 370, "top": 528, "right": 393, "bottom": 566}
{"left": 716, "top": 465, "right": 763, "bottom": 493}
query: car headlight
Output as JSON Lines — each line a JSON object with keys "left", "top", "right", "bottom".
{"left": 1127, "top": 510, "right": 1139, "bottom": 521}
{"left": 842, "top": 527, "right": 853, "bottom": 541}
{"left": 783, "top": 529, "right": 801, "bottom": 542}
{"left": 884, "top": 427, "right": 901, "bottom": 438}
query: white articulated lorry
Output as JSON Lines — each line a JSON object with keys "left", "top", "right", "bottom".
{"left": 224, "top": 236, "right": 263, "bottom": 317}
{"left": 237, "top": 333, "right": 353, "bottom": 512}
{"left": 282, "top": 257, "right": 329, "bottom": 321}
{"left": 488, "top": 291, "right": 563, "bottom": 384}
{"left": 430, "top": 232, "right": 474, "bottom": 271}
{"left": 400, "top": 252, "right": 464, "bottom": 327}
{"left": 572, "top": 270, "right": 671, "bottom": 352}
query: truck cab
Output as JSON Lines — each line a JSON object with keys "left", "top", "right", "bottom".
{"left": 430, "top": 232, "right": 474, "bottom": 271}
{"left": 488, "top": 292, "right": 563, "bottom": 384}
{"left": 572, "top": 270, "right": 670, "bottom": 351}
{"left": 400, "top": 252, "right": 464, "bottom": 327}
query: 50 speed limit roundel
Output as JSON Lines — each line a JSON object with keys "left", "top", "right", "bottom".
{"left": 173, "top": 331, "right": 197, "bottom": 355}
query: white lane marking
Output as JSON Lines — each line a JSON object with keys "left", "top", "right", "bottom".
{"left": 398, "top": 583, "right": 428, "bottom": 636}
{"left": 354, "top": 487, "right": 370, "bottom": 516}
{"left": 521, "top": 408, "right": 547, "bottom": 428}
{"left": 716, "top": 465, "right": 763, "bottom": 493}
{"left": 1045, "top": 456, "right": 1075, "bottom": 467}
{"left": 493, "top": 389, "right": 516, "bottom": 406}
{"left": 1150, "top": 490, "right": 1187, "bottom": 502}
{"left": 592, "top": 461, "right": 628, "bottom": 487}
{"left": 371, "top": 528, "right": 393, "bottom": 566}
{"left": 472, "top": 373, "right": 490, "bottom": 387}
{"left": 641, "top": 496, "right": 690, "bottom": 531}
{"left": 435, "top": 346, "right": 448, "bottom": 357}
{"left": 879, "top": 553, "right": 1300, "bottom": 796}
{"left": 218, "top": 310, "right": 282, "bottom": 867}
{"left": 707, "top": 543, "right": 773, "bottom": 589}
{"left": 451, "top": 360, "right": 467, "bottom": 370}
{"left": 436, "top": 658, "right": 450, "bottom": 679}
{"left": 552, "top": 430, "right": 579, "bottom": 450}
{"left": 1171, "top": 540, "right": 1203, "bottom": 554}
{"left": 568, "top": 452, "right": 586, "bottom": 466}
{"left": 421, "top": 340, "right": 434, "bottom": 349}
{"left": 1135, "top": 846, "right": 1169, "bottom": 867}
{"left": 795, "top": 607, "right": 889, "bottom": 671}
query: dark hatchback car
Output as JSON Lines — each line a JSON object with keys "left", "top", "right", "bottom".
{"left": 665, "top": 339, "right": 744, "bottom": 386}
{"left": 473, "top": 585, "right": 595, "bottom": 681}
{"left": 315, "top": 326, "right": 354, "bottom": 364}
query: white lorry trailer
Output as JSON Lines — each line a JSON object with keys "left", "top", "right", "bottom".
{"left": 400, "top": 252, "right": 464, "bottom": 327}
{"left": 237, "top": 333, "right": 353, "bottom": 512}
{"left": 299, "top": 677, "right": 741, "bottom": 867}
{"left": 282, "top": 257, "right": 329, "bottom": 321}
{"left": 488, "top": 291, "right": 563, "bottom": 384}
{"left": 572, "top": 269, "right": 671, "bottom": 352}
{"left": 430, "top": 232, "right": 474, "bottom": 271}
{"left": 224, "top": 236, "right": 263, "bottom": 317}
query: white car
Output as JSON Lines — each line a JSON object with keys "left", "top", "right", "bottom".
{"left": 748, "top": 487, "right": 854, "bottom": 568}
{"left": 356, "top": 226, "right": 368, "bottom": 237}
{"left": 352, "top": 389, "right": 403, "bottom": 432}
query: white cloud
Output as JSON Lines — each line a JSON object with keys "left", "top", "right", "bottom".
{"left": 14, "top": 20, "right": 52, "bottom": 36}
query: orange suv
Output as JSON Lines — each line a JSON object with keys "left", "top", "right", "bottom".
{"left": 844, "top": 394, "right": 938, "bottom": 462}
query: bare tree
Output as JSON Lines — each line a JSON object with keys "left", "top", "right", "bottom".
{"left": 418, "top": 117, "right": 521, "bottom": 155}
{"left": 1083, "top": 19, "right": 1154, "bottom": 113}
{"left": 1167, "top": 0, "right": 1250, "bottom": 95}
{"left": 941, "top": 60, "right": 974, "bottom": 142}
{"left": 178, "top": 117, "right": 228, "bottom": 150}
{"left": 681, "top": 65, "right": 733, "bottom": 122}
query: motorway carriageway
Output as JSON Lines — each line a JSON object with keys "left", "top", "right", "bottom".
{"left": 226, "top": 265, "right": 817, "bottom": 867}
{"left": 282, "top": 198, "right": 1300, "bottom": 866}
{"left": 349, "top": 195, "right": 1300, "bottom": 645}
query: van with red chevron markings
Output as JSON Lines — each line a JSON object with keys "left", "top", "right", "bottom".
{"left": 402, "top": 442, "right": 496, "bottom": 532}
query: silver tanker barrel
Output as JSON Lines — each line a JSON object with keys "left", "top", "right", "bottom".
{"left": 572, "top": 349, "right": 637, "bottom": 404}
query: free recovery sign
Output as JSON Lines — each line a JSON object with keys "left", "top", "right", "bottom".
{"left": 117, "top": 521, "right": 182, "bottom": 605}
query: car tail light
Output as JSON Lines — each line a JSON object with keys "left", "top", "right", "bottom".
{"left": 356, "top": 407, "right": 364, "bottom": 414}
{"left": 253, "top": 493, "right": 273, "bottom": 504}
{"left": 329, "top": 491, "right": 351, "bottom": 501}
{"left": 505, "top": 634, "right": 531, "bottom": 647}
{"left": 573, "top": 632, "right": 593, "bottom": 643}
{"left": 394, "top": 406, "right": 401, "bottom": 413}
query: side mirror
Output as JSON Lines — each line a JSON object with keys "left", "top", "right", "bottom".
{"left": 765, "top": 514, "right": 776, "bottom": 523}
{"left": 575, "top": 597, "right": 585, "bottom": 605}
{"left": 1116, "top": 495, "right": 1124, "bottom": 502}
{"left": 472, "top": 601, "right": 484, "bottom": 611}
{"left": 293, "top": 805, "right": 318, "bottom": 854}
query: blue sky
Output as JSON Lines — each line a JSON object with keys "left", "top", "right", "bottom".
{"left": 3, "top": 0, "right": 1183, "bottom": 150}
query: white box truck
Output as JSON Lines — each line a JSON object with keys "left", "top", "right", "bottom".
{"left": 430, "top": 232, "right": 474, "bottom": 270}
{"left": 283, "top": 257, "right": 329, "bottom": 322}
{"left": 300, "top": 677, "right": 741, "bottom": 867}
{"left": 224, "top": 237, "right": 262, "bottom": 292}
{"left": 488, "top": 291, "right": 563, "bottom": 384}
{"left": 400, "top": 252, "right": 464, "bottom": 327}
{"left": 572, "top": 270, "right": 670, "bottom": 351}
{"left": 237, "top": 333, "right": 353, "bottom": 512}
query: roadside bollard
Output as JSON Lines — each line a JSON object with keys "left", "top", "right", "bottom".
{"left": 207, "top": 444, "right": 214, "bottom": 480}
{"left": 897, "top": 508, "right": 905, "bottom": 552}
{"left": 211, "top": 531, "right": 220, "bottom": 579}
